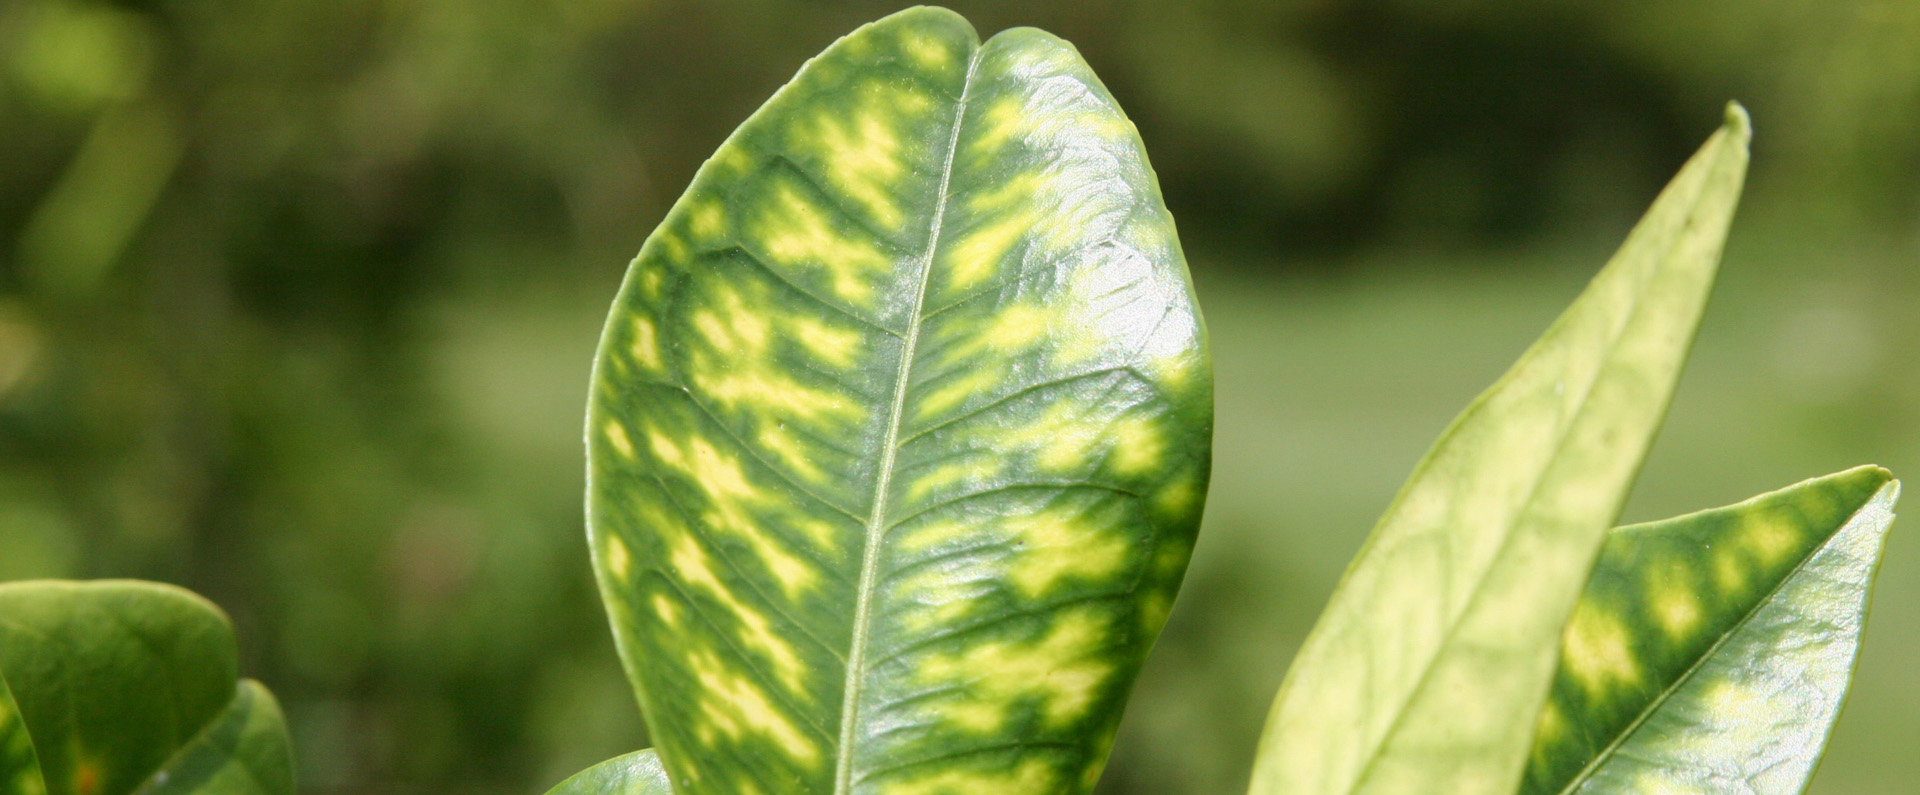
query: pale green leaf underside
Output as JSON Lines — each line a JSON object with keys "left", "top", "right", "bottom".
{"left": 0, "top": 581, "right": 294, "bottom": 795}
{"left": 1526, "top": 467, "right": 1900, "bottom": 795}
{"left": 1249, "top": 106, "right": 1751, "bottom": 795}
{"left": 544, "top": 750, "right": 673, "bottom": 795}
{"left": 586, "top": 6, "right": 1210, "bottom": 795}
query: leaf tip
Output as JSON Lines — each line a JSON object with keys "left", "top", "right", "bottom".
{"left": 1722, "top": 101, "right": 1752, "bottom": 144}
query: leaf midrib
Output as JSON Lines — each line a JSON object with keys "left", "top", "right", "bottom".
{"left": 833, "top": 46, "right": 986, "bottom": 795}
{"left": 1551, "top": 487, "right": 1883, "bottom": 795}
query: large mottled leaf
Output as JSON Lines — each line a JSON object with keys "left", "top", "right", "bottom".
{"left": 585, "top": 7, "right": 1209, "bottom": 795}
{"left": 0, "top": 581, "right": 294, "bottom": 795}
{"left": 1524, "top": 466, "right": 1900, "bottom": 794}
{"left": 544, "top": 750, "right": 672, "bottom": 795}
{"left": 1247, "top": 105, "right": 1750, "bottom": 795}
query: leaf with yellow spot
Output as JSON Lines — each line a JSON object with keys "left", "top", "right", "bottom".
{"left": 545, "top": 749, "right": 673, "bottom": 795}
{"left": 0, "top": 580, "right": 294, "bottom": 795}
{"left": 584, "top": 7, "right": 1209, "bottom": 795}
{"left": 1524, "top": 466, "right": 1900, "bottom": 794}
{"left": 1249, "top": 105, "right": 1750, "bottom": 795}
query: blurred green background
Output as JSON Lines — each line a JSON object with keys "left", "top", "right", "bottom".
{"left": 2, "top": 1, "right": 1917, "bottom": 792}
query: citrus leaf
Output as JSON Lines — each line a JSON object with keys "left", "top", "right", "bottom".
{"left": 543, "top": 750, "right": 672, "bottom": 795}
{"left": 1247, "top": 105, "right": 1751, "bottom": 795}
{"left": 135, "top": 682, "right": 293, "bottom": 795}
{"left": 585, "top": 7, "right": 1209, "bottom": 795}
{"left": 1, "top": 671, "right": 47, "bottom": 795}
{"left": 0, "top": 581, "right": 294, "bottom": 795}
{"left": 1524, "top": 467, "right": 1900, "bottom": 794}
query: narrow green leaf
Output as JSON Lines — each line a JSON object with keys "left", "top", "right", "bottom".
{"left": 1, "top": 672, "right": 47, "bottom": 795}
{"left": 1525, "top": 467, "right": 1900, "bottom": 795}
{"left": 585, "top": 7, "right": 1209, "bottom": 795}
{"left": 544, "top": 750, "right": 673, "bottom": 795}
{"left": 0, "top": 581, "right": 294, "bottom": 795}
{"left": 1247, "top": 105, "right": 1751, "bottom": 795}
{"left": 135, "top": 682, "right": 293, "bottom": 795}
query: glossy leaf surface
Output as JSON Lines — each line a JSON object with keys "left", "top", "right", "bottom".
{"left": 544, "top": 750, "right": 672, "bottom": 795}
{"left": 1525, "top": 466, "right": 1900, "bottom": 794}
{"left": 585, "top": 7, "right": 1209, "bottom": 795}
{"left": 0, "top": 581, "right": 294, "bottom": 795}
{"left": 1248, "top": 106, "right": 1750, "bottom": 795}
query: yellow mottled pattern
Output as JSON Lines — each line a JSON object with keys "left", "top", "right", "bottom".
{"left": 884, "top": 759, "right": 1054, "bottom": 795}
{"left": 1562, "top": 602, "right": 1641, "bottom": 696}
{"left": 755, "top": 184, "right": 893, "bottom": 305}
{"left": 604, "top": 533, "right": 633, "bottom": 580}
{"left": 941, "top": 211, "right": 1034, "bottom": 294}
{"left": 782, "top": 311, "right": 863, "bottom": 370}
{"left": 969, "top": 97, "right": 1025, "bottom": 157}
{"left": 628, "top": 316, "right": 664, "bottom": 371}
{"left": 998, "top": 403, "right": 1102, "bottom": 472}
{"left": 668, "top": 533, "right": 809, "bottom": 691}
{"left": 651, "top": 593, "right": 682, "bottom": 629}
{"left": 1107, "top": 415, "right": 1163, "bottom": 475}
{"left": 604, "top": 420, "right": 637, "bottom": 460}
{"left": 800, "top": 82, "right": 931, "bottom": 232}
{"left": 915, "top": 367, "right": 1002, "bottom": 421}
{"left": 1006, "top": 507, "right": 1129, "bottom": 596}
{"left": 1740, "top": 513, "right": 1802, "bottom": 566}
{"left": 688, "top": 647, "right": 821, "bottom": 767}
{"left": 918, "top": 609, "right": 1113, "bottom": 731}
{"left": 690, "top": 199, "right": 727, "bottom": 241}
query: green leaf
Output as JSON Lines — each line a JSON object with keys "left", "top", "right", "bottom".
{"left": 585, "top": 7, "right": 1209, "bottom": 795}
{"left": 1247, "top": 104, "right": 1751, "bottom": 795}
{"left": 136, "top": 682, "right": 293, "bottom": 795}
{"left": 1524, "top": 466, "right": 1900, "bottom": 794}
{"left": 0, "top": 581, "right": 294, "bottom": 795}
{"left": 544, "top": 750, "right": 673, "bottom": 795}
{"left": 2, "top": 672, "right": 47, "bottom": 795}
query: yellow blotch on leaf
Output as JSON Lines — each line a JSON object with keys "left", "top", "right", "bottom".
{"left": 756, "top": 184, "right": 892, "bottom": 305}
{"left": 942, "top": 211, "right": 1033, "bottom": 294}
{"left": 1741, "top": 513, "right": 1803, "bottom": 567}
{"left": 915, "top": 366, "right": 1003, "bottom": 423}
{"left": 1561, "top": 602, "right": 1641, "bottom": 696}
{"left": 783, "top": 311, "right": 862, "bottom": 370}
{"left": 628, "top": 316, "right": 663, "bottom": 371}
{"left": 1006, "top": 506, "right": 1129, "bottom": 596}
{"left": 694, "top": 360, "right": 861, "bottom": 425}
{"left": 917, "top": 608, "right": 1113, "bottom": 731}
{"left": 1651, "top": 582, "right": 1703, "bottom": 640}
{"left": 969, "top": 97, "right": 1026, "bottom": 157}
{"left": 885, "top": 759, "right": 1054, "bottom": 795}
{"left": 690, "top": 199, "right": 727, "bottom": 240}
{"left": 603, "top": 419, "right": 637, "bottom": 460}
{"left": 651, "top": 593, "right": 681, "bottom": 629}
{"left": 1000, "top": 402, "right": 1102, "bottom": 472}
{"left": 669, "top": 533, "right": 809, "bottom": 692}
{"left": 901, "top": 31, "right": 955, "bottom": 71}
{"left": 603, "top": 533, "right": 633, "bottom": 579}
{"left": 1108, "top": 415, "right": 1164, "bottom": 475}
{"left": 758, "top": 422, "right": 827, "bottom": 484}
{"left": 688, "top": 647, "right": 821, "bottom": 766}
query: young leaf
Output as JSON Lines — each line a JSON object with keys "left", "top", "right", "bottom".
{"left": 544, "top": 750, "right": 673, "bottom": 795}
{"left": 585, "top": 7, "right": 1210, "bottom": 795}
{"left": 1247, "top": 105, "right": 1751, "bottom": 795}
{"left": 1525, "top": 466, "right": 1900, "bottom": 794}
{"left": 0, "top": 581, "right": 295, "bottom": 795}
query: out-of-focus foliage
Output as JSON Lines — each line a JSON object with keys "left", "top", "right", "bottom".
{"left": 0, "top": 1, "right": 1915, "bottom": 794}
